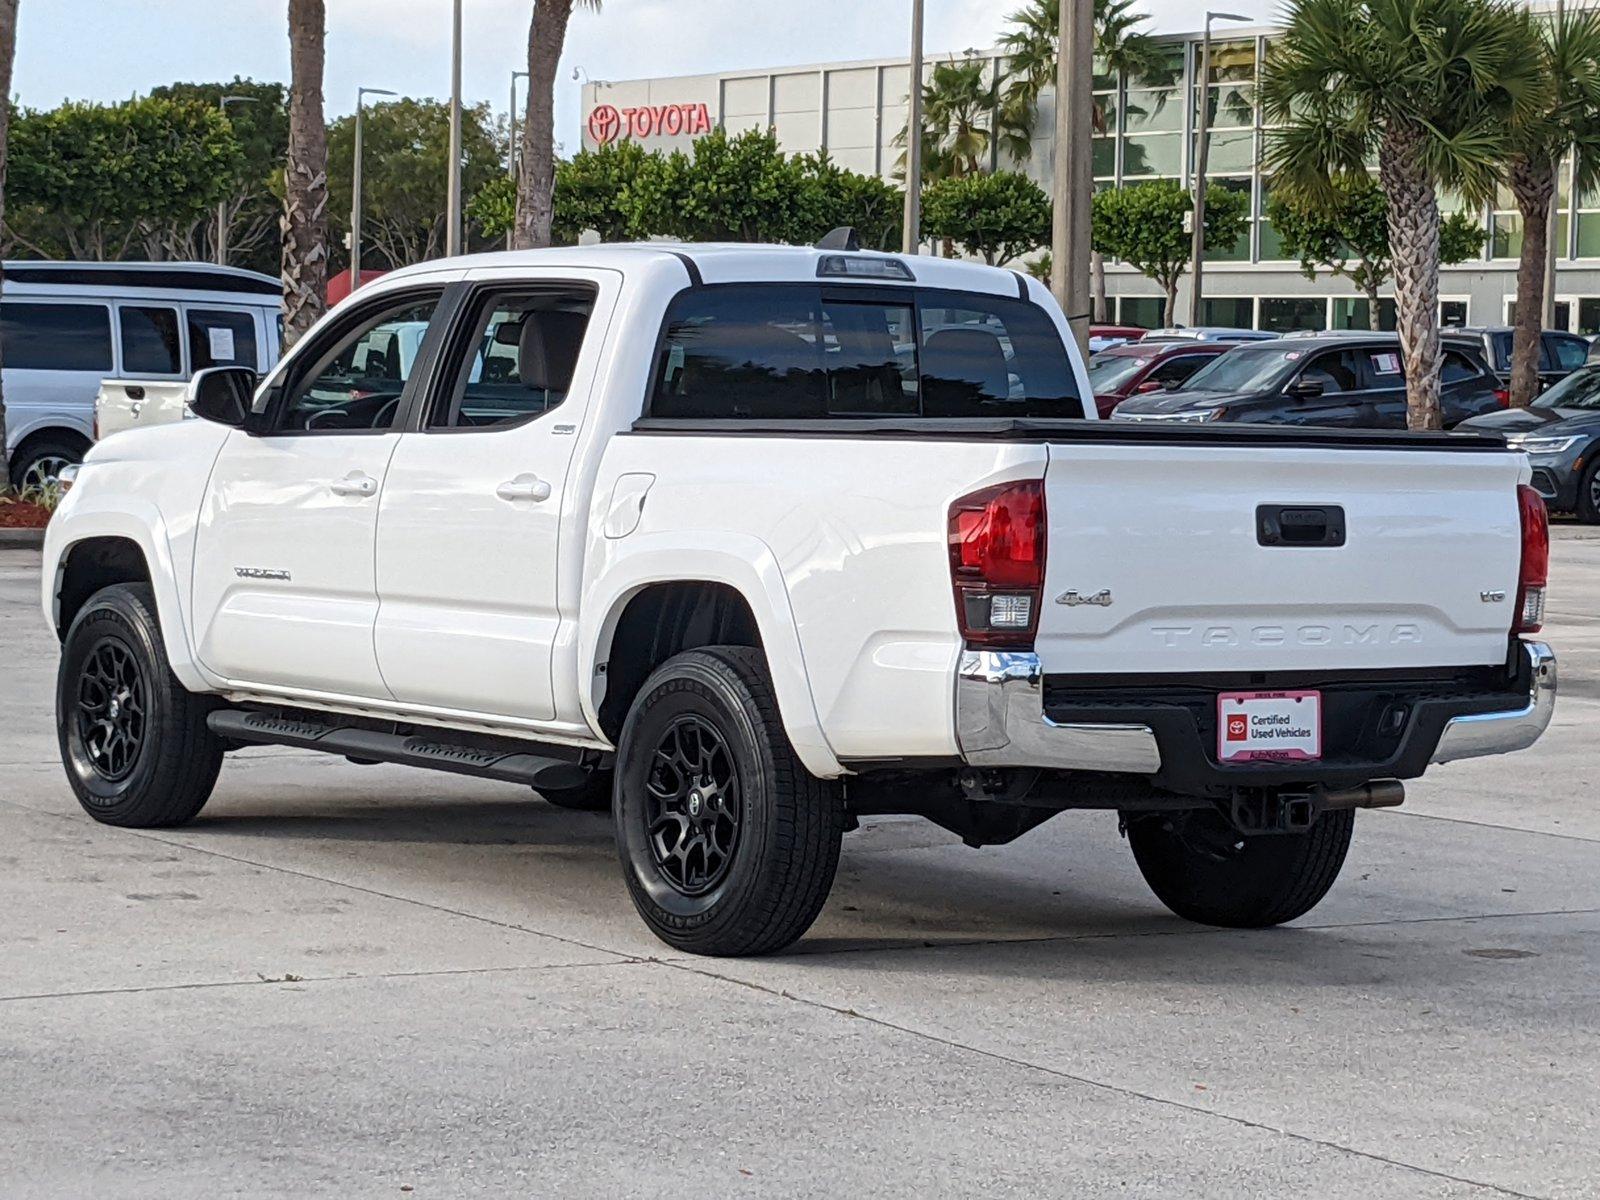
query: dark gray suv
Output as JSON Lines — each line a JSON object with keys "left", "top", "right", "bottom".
{"left": 1460, "top": 364, "right": 1600, "bottom": 522}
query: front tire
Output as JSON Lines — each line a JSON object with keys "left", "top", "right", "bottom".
{"left": 57, "top": 583, "right": 224, "bottom": 828}
{"left": 614, "top": 646, "right": 844, "bottom": 957}
{"left": 1577, "top": 458, "right": 1600, "bottom": 524}
{"left": 1126, "top": 806, "right": 1354, "bottom": 928}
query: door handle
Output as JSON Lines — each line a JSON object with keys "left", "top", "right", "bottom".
{"left": 329, "top": 472, "right": 378, "bottom": 497}
{"left": 496, "top": 474, "right": 552, "bottom": 503}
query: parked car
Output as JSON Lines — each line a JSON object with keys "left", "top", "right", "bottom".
{"left": 2, "top": 261, "right": 281, "bottom": 492}
{"left": 1460, "top": 362, "right": 1600, "bottom": 521}
{"left": 1448, "top": 325, "right": 1590, "bottom": 394}
{"left": 1139, "top": 326, "right": 1279, "bottom": 344}
{"left": 44, "top": 239, "right": 1554, "bottom": 957}
{"left": 1089, "top": 323, "right": 1147, "bottom": 352}
{"left": 1086, "top": 339, "right": 1233, "bottom": 418}
{"left": 1113, "top": 331, "right": 1502, "bottom": 428}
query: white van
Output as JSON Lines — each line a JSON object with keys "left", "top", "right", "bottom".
{"left": 2, "top": 261, "right": 281, "bottom": 491}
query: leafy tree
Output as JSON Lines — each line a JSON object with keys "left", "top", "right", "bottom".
{"left": 1262, "top": 0, "right": 1542, "bottom": 430}
{"left": 514, "top": 0, "right": 602, "bottom": 248}
{"left": 896, "top": 56, "right": 1021, "bottom": 187}
{"left": 791, "top": 151, "right": 902, "bottom": 250}
{"left": 148, "top": 78, "right": 289, "bottom": 272}
{"left": 1091, "top": 180, "right": 1248, "bottom": 325}
{"left": 626, "top": 128, "right": 807, "bottom": 243}
{"left": 1266, "top": 175, "right": 1486, "bottom": 328}
{"left": 327, "top": 97, "right": 502, "bottom": 269}
{"left": 283, "top": 0, "right": 328, "bottom": 347}
{"left": 922, "top": 171, "right": 1050, "bottom": 265}
{"left": 6, "top": 97, "right": 243, "bottom": 261}
{"left": 551, "top": 138, "right": 652, "bottom": 243}
{"left": 1503, "top": 8, "right": 1600, "bottom": 406}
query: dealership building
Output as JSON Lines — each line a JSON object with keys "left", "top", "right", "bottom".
{"left": 581, "top": 19, "right": 1600, "bottom": 335}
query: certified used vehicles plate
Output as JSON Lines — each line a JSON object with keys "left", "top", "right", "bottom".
{"left": 1217, "top": 690, "right": 1322, "bottom": 763}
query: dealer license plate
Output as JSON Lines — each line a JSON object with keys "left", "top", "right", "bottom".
{"left": 1217, "top": 690, "right": 1322, "bottom": 763}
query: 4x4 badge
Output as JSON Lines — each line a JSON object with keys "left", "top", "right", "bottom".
{"left": 1056, "top": 589, "right": 1113, "bottom": 607}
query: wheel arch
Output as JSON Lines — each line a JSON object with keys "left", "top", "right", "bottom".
{"left": 9, "top": 423, "right": 92, "bottom": 485}
{"left": 580, "top": 537, "right": 842, "bottom": 778}
{"left": 46, "top": 504, "right": 211, "bottom": 694}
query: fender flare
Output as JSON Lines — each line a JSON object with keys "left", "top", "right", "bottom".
{"left": 44, "top": 500, "right": 213, "bottom": 695}
{"left": 579, "top": 531, "right": 843, "bottom": 778}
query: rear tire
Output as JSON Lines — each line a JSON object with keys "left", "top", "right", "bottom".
{"left": 1577, "top": 458, "right": 1600, "bottom": 524}
{"left": 1126, "top": 806, "right": 1354, "bottom": 928}
{"left": 57, "top": 583, "right": 224, "bottom": 828}
{"left": 614, "top": 645, "right": 844, "bottom": 957}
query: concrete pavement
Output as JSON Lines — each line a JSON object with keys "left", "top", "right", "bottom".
{"left": 1, "top": 529, "right": 1597, "bottom": 1198}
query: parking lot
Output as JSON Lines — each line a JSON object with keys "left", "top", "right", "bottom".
{"left": 0, "top": 527, "right": 1594, "bottom": 1198}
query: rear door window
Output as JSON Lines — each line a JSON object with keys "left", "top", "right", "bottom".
{"left": 1441, "top": 350, "right": 1484, "bottom": 384}
{"left": 650, "top": 284, "right": 1082, "bottom": 419}
{"left": 189, "top": 308, "right": 259, "bottom": 371}
{"left": 1545, "top": 332, "right": 1589, "bottom": 371}
{"left": 118, "top": 305, "right": 183, "bottom": 376}
{"left": 0, "top": 302, "right": 113, "bottom": 371}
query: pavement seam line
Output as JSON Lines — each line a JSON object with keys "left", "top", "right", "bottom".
{"left": 0, "top": 794, "right": 649, "bottom": 966}
{"left": 662, "top": 959, "right": 1549, "bottom": 1200}
{"left": 0, "top": 957, "right": 642, "bottom": 1006}
{"left": 1386, "top": 807, "right": 1600, "bottom": 845}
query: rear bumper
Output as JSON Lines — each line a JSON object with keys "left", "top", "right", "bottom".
{"left": 955, "top": 641, "right": 1555, "bottom": 793}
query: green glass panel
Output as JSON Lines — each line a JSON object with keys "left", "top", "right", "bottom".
{"left": 1123, "top": 89, "right": 1182, "bottom": 132}
{"left": 1093, "top": 137, "right": 1115, "bottom": 178}
{"left": 1195, "top": 130, "right": 1256, "bottom": 172}
{"left": 1198, "top": 84, "right": 1255, "bottom": 129}
{"left": 1579, "top": 298, "right": 1600, "bottom": 336}
{"left": 1259, "top": 297, "right": 1326, "bottom": 332}
{"left": 1118, "top": 296, "right": 1165, "bottom": 328}
{"left": 1132, "top": 45, "right": 1184, "bottom": 89}
{"left": 1205, "top": 39, "right": 1257, "bottom": 83}
{"left": 1122, "top": 134, "right": 1183, "bottom": 176}
{"left": 1492, "top": 212, "right": 1523, "bottom": 259}
{"left": 1200, "top": 297, "right": 1254, "bottom": 327}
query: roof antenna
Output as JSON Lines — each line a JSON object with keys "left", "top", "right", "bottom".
{"left": 816, "top": 227, "right": 861, "bottom": 252}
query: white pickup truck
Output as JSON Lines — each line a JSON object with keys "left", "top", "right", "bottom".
{"left": 43, "top": 238, "right": 1556, "bottom": 956}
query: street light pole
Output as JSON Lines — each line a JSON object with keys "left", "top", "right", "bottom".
{"left": 215, "top": 95, "right": 257, "bottom": 266}
{"left": 1189, "top": 11, "right": 1250, "bottom": 328}
{"left": 902, "top": 0, "right": 924, "bottom": 255}
{"left": 508, "top": 70, "right": 529, "bottom": 252}
{"left": 446, "top": 0, "right": 464, "bottom": 257}
{"left": 1051, "top": 0, "right": 1092, "bottom": 357}
{"left": 350, "top": 87, "right": 396, "bottom": 293}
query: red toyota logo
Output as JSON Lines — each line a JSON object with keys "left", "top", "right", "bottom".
{"left": 587, "top": 104, "right": 621, "bottom": 145}
{"left": 1226, "top": 714, "right": 1249, "bottom": 742}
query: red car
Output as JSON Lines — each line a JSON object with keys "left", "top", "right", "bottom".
{"left": 1086, "top": 340, "right": 1233, "bottom": 418}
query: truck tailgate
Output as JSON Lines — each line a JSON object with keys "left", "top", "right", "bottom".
{"left": 1038, "top": 442, "right": 1526, "bottom": 675}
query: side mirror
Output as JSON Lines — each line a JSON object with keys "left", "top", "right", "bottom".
{"left": 187, "top": 366, "right": 259, "bottom": 429}
{"left": 1134, "top": 380, "right": 1164, "bottom": 394}
{"left": 1287, "top": 377, "right": 1325, "bottom": 399}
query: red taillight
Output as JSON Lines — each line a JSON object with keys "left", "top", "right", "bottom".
{"left": 948, "top": 479, "right": 1046, "bottom": 648}
{"left": 1494, "top": 388, "right": 1511, "bottom": 408}
{"left": 1515, "top": 483, "right": 1549, "bottom": 634}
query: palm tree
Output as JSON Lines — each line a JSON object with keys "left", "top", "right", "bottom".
{"left": 999, "top": 0, "right": 1164, "bottom": 320}
{"left": 282, "top": 0, "right": 328, "bottom": 348}
{"left": 898, "top": 58, "right": 1004, "bottom": 183}
{"left": 1263, "top": 0, "right": 1541, "bottom": 430}
{"left": 1504, "top": 7, "right": 1600, "bottom": 408}
{"left": 0, "top": 0, "right": 18, "bottom": 488}
{"left": 514, "top": 0, "right": 601, "bottom": 250}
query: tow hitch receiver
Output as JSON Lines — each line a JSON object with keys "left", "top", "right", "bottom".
{"left": 1228, "top": 781, "right": 1404, "bottom": 834}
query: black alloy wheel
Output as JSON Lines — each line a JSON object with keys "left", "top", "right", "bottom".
{"left": 644, "top": 715, "right": 742, "bottom": 896}
{"left": 75, "top": 638, "right": 149, "bottom": 782}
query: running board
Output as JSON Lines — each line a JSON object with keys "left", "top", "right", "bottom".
{"left": 206, "top": 709, "right": 590, "bottom": 791}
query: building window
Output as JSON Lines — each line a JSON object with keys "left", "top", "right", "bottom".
{"left": 1442, "top": 299, "right": 1469, "bottom": 327}
{"left": 1118, "top": 296, "right": 1165, "bottom": 328}
{"left": 1259, "top": 297, "right": 1326, "bottom": 333}
{"left": 1200, "top": 297, "right": 1253, "bottom": 327}
{"left": 1204, "top": 176, "right": 1253, "bottom": 262}
{"left": 1578, "top": 298, "right": 1600, "bottom": 335}
{"left": 1331, "top": 297, "right": 1397, "bottom": 331}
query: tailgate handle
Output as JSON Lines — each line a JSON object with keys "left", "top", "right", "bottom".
{"left": 1257, "top": 504, "right": 1345, "bottom": 547}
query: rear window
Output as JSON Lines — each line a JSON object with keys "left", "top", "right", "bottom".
{"left": 649, "top": 284, "right": 1083, "bottom": 420}
{"left": 0, "top": 302, "right": 113, "bottom": 371}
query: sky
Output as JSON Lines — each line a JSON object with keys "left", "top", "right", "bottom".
{"left": 13, "top": 0, "right": 1280, "bottom": 149}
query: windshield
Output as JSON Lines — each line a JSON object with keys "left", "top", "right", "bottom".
{"left": 1179, "top": 345, "right": 1301, "bottom": 393}
{"left": 1086, "top": 351, "right": 1154, "bottom": 392}
{"left": 1533, "top": 364, "right": 1600, "bottom": 410}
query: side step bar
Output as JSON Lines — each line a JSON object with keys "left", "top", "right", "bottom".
{"left": 207, "top": 709, "right": 590, "bottom": 791}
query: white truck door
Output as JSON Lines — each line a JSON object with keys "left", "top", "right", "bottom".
{"left": 189, "top": 289, "right": 450, "bottom": 699}
{"left": 373, "top": 270, "right": 617, "bottom": 721}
